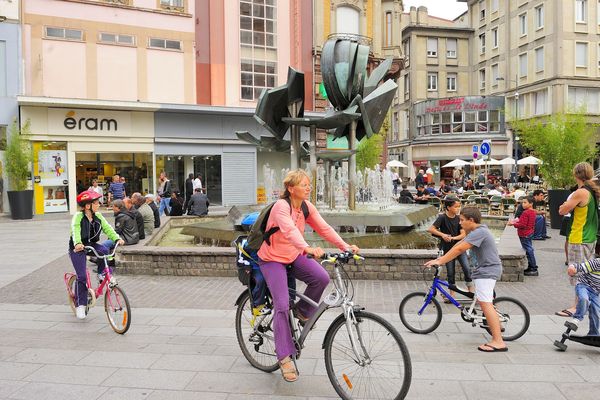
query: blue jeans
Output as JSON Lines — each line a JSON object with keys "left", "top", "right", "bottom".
{"left": 519, "top": 236, "right": 537, "bottom": 269}
{"left": 532, "top": 215, "right": 547, "bottom": 239}
{"left": 159, "top": 197, "right": 171, "bottom": 216}
{"left": 446, "top": 252, "right": 472, "bottom": 286}
{"left": 573, "top": 283, "right": 600, "bottom": 336}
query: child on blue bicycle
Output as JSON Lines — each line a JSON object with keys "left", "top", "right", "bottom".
{"left": 425, "top": 207, "right": 507, "bottom": 352}
{"left": 69, "top": 190, "right": 123, "bottom": 320}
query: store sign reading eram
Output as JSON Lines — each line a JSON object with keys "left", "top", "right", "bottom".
{"left": 48, "top": 108, "right": 132, "bottom": 136}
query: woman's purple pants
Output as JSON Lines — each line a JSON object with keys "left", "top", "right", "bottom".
{"left": 259, "top": 254, "right": 330, "bottom": 361}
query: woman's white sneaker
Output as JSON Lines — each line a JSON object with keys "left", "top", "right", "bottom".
{"left": 76, "top": 305, "right": 87, "bottom": 319}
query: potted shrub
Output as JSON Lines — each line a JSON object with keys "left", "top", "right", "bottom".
{"left": 514, "top": 111, "right": 597, "bottom": 229}
{"left": 5, "top": 120, "right": 33, "bottom": 220}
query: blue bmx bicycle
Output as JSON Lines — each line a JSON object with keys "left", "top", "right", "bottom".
{"left": 399, "top": 265, "right": 530, "bottom": 341}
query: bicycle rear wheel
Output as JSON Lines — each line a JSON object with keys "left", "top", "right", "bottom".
{"left": 324, "top": 311, "right": 412, "bottom": 400}
{"left": 104, "top": 285, "right": 131, "bottom": 334}
{"left": 234, "top": 290, "right": 279, "bottom": 372}
{"left": 485, "top": 296, "right": 530, "bottom": 341}
{"left": 399, "top": 291, "right": 442, "bottom": 334}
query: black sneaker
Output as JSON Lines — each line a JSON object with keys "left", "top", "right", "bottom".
{"left": 524, "top": 269, "right": 539, "bottom": 276}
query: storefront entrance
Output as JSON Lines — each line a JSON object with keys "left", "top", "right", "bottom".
{"left": 75, "top": 152, "right": 153, "bottom": 200}
{"left": 156, "top": 155, "right": 222, "bottom": 205}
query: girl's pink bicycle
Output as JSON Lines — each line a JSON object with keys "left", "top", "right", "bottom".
{"left": 64, "top": 243, "right": 131, "bottom": 334}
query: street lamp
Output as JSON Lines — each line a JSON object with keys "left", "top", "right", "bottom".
{"left": 496, "top": 75, "right": 519, "bottom": 183}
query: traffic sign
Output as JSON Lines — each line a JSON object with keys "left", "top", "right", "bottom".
{"left": 472, "top": 145, "right": 479, "bottom": 153}
{"left": 480, "top": 140, "right": 491, "bottom": 156}
{"left": 473, "top": 152, "right": 479, "bottom": 159}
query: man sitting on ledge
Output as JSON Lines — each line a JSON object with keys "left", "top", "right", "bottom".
{"left": 187, "top": 188, "right": 210, "bottom": 216}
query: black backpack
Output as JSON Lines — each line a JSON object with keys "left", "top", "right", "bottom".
{"left": 245, "top": 198, "right": 310, "bottom": 252}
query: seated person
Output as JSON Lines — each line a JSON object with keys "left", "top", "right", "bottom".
{"left": 439, "top": 179, "right": 451, "bottom": 196}
{"left": 187, "top": 188, "right": 210, "bottom": 216}
{"left": 463, "top": 179, "right": 475, "bottom": 191}
{"left": 425, "top": 182, "right": 438, "bottom": 196}
{"left": 398, "top": 184, "right": 414, "bottom": 204}
{"left": 488, "top": 184, "right": 503, "bottom": 196}
{"left": 515, "top": 190, "right": 549, "bottom": 240}
{"left": 169, "top": 191, "right": 184, "bottom": 216}
{"left": 414, "top": 184, "right": 430, "bottom": 204}
{"left": 112, "top": 199, "right": 139, "bottom": 245}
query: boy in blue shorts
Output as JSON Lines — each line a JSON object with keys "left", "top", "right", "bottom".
{"left": 567, "top": 258, "right": 600, "bottom": 336}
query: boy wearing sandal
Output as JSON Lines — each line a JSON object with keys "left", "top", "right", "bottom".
{"left": 425, "top": 207, "right": 507, "bottom": 352}
{"left": 428, "top": 196, "right": 473, "bottom": 301}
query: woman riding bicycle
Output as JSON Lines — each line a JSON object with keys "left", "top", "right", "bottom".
{"left": 257, "top": 169, "right": 359, "bottom": 382}
{"left": 69, "top": 189, "right": 124, "bottom": 320}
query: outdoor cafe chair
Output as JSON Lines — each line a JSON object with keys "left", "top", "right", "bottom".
{"left": 501, "top": 198, "right": 517, "bottom": 216}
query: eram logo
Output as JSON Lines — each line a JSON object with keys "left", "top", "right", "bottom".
{"left": 63, "top": 111, "right": 118, "bottom": 131}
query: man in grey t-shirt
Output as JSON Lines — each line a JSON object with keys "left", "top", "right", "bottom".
{"left": 425, "top": 207, "right": 507, "bottom": 353}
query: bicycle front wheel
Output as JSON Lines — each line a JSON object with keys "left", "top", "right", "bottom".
{"left": 487, "top": 296, "right": 530, "bottom": 341}
{"left": 324, "top": 311, "right": 412, "bottom": 400}
{"left": 104, "top": 285, "right": 131, "bottom": 334}
{"left": 399, "top": 291, "right": 442, "bottom": 334}
{"left": 234, "top": 290, "right": 279, "bottom": 372}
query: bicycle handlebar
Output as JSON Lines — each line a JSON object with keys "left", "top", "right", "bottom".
{"left": 84, "top": 242, "right": 120, "bottom": 259}
{"left": 318, "top": 251, "right": 364, "bottom": 265}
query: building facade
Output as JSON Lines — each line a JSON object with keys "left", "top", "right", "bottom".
{"left": 0, "top": 0, "right": 22, "bottom": 214}
{"left": 389, "top": 0, "right": 600, "bottom": 181}
{"left": 19, "top": 0, "right": 196, "bottom": 214}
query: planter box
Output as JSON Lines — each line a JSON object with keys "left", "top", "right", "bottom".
{"left": 547, "top": 189, "right": 570, "bottom": 230}
{"left": 7, "top": 190, "right": 33, "bottom": 220}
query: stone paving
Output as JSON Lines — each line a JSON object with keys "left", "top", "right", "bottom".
{"left": 0, "top": 213, "right": 599, "bottom": 399}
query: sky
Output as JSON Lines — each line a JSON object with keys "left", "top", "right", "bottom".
{"left": 402, "top": 0, "right": 468, "bottom": 20}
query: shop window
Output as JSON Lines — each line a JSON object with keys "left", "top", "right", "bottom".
{"left": 441, "top": 112, "right": 451, "bottom": 134}
{"left": 478, "top": 111, "right": 488, "bottom": 122}
{"left": 36, "top": 142, "right": 69, "bottom": 213}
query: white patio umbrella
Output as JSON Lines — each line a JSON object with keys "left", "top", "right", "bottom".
{"left": 517, "top": 155, "right": 543, "bottom": 165}
{"left": 497, "top": 157, "right": 516, "bottom": 165}
{"left": 472, "top": 157, "right": 501, "bottom": 166}
{"left": 442, "top": 158, "right": 470, "bottom": 168}
{"left": 387, "top": 160, "right": 408, "bottom": 168}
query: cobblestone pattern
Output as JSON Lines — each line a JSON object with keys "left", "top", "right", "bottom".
{"left": 117, "top": 247, "right": 526, "bottom": 282}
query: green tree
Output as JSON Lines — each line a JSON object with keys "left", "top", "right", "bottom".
{"left": 513, "top": 111, "right": 597, "bottom": 189}
{"left": 5, "top": 120, "right": 32, "bottom": 191}
{"left": 356, "top": 114, "right": 389, "bottom": 171}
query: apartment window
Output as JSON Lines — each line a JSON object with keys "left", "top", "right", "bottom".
{"left": 491, "top": 0, "right": 499, "bottom": 12}
{"left": 160, "top": 0, "right": 184, "bottom": 10}
{"left": 598, "top": 43, "right": 600, "bottom": 66}
{"left": 427, "top": 73, "right": 438, "bottom": 91}
{"left": 479, "top": 33, "right": 485, "bottom": 54}
{"left": 576, "top": 0, "right": 587, "bottom": 23}
{"left": 479, "top": 0, "right": 486, "bottom": 20}
{"left": 385, "top": 12, "right": 392, "bottom": 47}
{"left": 240, "top": 0, "right": 277, "bottom": 48}
{"left": 404, "top": 73, "right": 410, "bottom": 95}
{"left": 241, "top": 59, "right": 277, "bottom": 100}
{"left": 535, "top": 5, "right": 544, "bottom": 29}
{"left": 576, "top": 42, "right": 588, "bottom": 67}
{"left": 446, "top": 38, "right": 457, "bottom": 58}
{"left": 535, "top": 47, "right": 544, "bottom": 72}
{"left": 519, "top": 53, "right": 528, "bottom": 77}
{"left": 44, "top": 27, "right": 83, "bottom": 41}
{"left": 427, "top": 38, "right": 438, "bottom": 57}
{"left": 0, "top": 41, "right": 5, "bottom": 97}
{"left": 447, "top": 73, "right": 457, "bottom": 91}
{"left": 149, "top": 38, "right": 182, "bottom": 50}
{"left": 403, "top": 111, "right": 409, "bottom": 138}
{"left": 402, "top": 40, "right": 410, "bottom": 59}
{"left": 534, "top": 90, "right": 547, "bottom": 115}
{"left": 337, "top": 5, "right": 360, "bottom": 34}
{"left": 479, "top": 68, "right": 486, "bottom": 90}
{"left": 392, "top": 111, "right": 399, "bottom": 141}
{"left": 518, "top": 95, "right": 526, "bottom": 116}
{"left": 491, "top": 63, "right": 499, "bottom": 83}
{"left": 569, "top": 87, "right": 600, "bottom": 112}
{"left": 99, "top": 32, "right": 135, "bottom": 46}
{"left": 519, "top": 13, "right": 527, "bottom": 36}
{"left": 491, "top": 27, "right": 498, "bottom": 48}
